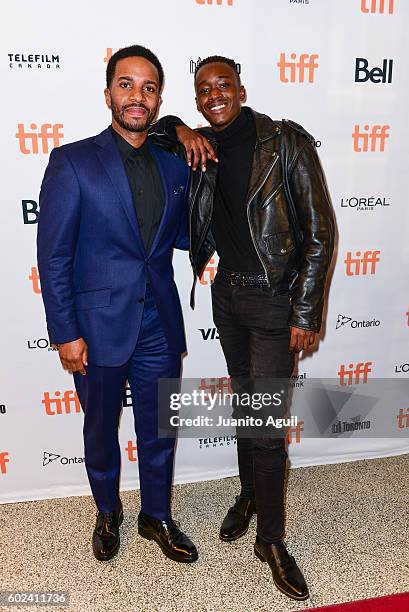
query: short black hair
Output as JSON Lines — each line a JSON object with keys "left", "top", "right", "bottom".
{"left": 106, "top": 45, "right": 164, "bottom": 90}
{"left": 194, "top": 55, "right": 240, "bottom": 83}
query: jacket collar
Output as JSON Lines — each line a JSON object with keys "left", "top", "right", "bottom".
{"left": 198, "top": 106, "right": 281, "bottom": 147}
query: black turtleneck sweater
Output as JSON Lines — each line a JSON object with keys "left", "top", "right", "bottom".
{"left": 211, "top": 108, "right": 264, "bottom": 274}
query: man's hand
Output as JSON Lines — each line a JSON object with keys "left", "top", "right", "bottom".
{"left": 289, "top": 327, "right": 316, "bottom": 353}
{"left": 58, "top": 338, "right": 88, "bottom": 375}
{"left": 175, "top": 125, "right": 218, "bottom": 171}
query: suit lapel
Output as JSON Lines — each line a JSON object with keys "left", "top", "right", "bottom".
{"left": 94, "top": 128, "right": 145, "bottom": 253}
{"left": 147, "top": 143, "right": 170, "bottom": 255}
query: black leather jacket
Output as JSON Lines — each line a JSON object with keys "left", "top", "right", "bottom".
{"left": 151, "top": 108, "right": 335, "bottom": 332}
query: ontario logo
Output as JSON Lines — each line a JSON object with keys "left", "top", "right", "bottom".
{"left": 43, "top": 451, "right": 84, "bottom": 466}
{"left": 190, "top": 57, "right": 241, "bottom": 74}
{"left": 336, "top": 314, "right": 381, "bottom": 330}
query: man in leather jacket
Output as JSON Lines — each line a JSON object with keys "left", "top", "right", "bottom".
{"left": 171, "top": 55, "right": 335, "bottom": 601}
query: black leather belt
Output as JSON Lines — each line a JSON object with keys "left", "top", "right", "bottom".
{"left": 218, "top": 268, "right": 269, "bottom": 288}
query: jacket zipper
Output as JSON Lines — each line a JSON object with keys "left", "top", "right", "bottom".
{"left": 246, "top": 151, "right": 279, "bottom": 284}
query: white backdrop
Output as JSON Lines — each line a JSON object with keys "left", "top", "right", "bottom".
{"left": 1, "top": 0, "right": 408, "bottom": 503}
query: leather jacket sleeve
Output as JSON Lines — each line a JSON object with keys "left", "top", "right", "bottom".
{"left": 287, "top": 140, "right": 335, "bottom": 332}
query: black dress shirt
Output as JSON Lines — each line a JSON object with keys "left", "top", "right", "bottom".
{"left": 112, "top": 128, "right": 164, "bottom": 253}
{"left": 211, "top": 108, "right": 264, "bottom": 274}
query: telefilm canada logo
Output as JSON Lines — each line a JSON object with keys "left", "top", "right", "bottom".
{"left": 189, "top": 57, "right": 241, "bottom": 75}
{"left": 43, "top": 452, "right": 84, "bottom": 467}
{"left": 8, "top": 52, "right": 61, "bottom": 70}
{"left": 336, "top": 314, "right": 381, "bottom": 331}
{"left": 198, "top": 436, "right": 237, "bottom": 450}
{"left": 289, "top": 0, "right": 310, "bottom": 4}
{"left": 340, "top": 196, "right": 390, "bottom": 212}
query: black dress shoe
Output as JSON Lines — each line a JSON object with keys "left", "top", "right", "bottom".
{"left": 219, "top": 496, "right": 256, "bottom": 541}
{"left": 138, "top": 511, "right": 198, "bottom": 563}
{"left": 92, "top": 499, "right": 123, "bottom": 561}
{"left": 254, "top": 536, "right": 309, "bottom": 601}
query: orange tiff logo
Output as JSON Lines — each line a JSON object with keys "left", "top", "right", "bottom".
{"left": 287, "top": 422, "right": 304, "bottom": 444}
{"left": 406, "top": 311, "right": 409, "bottom": 326}
{"left": 0, "top": 452, "right": 9, "bottom": 474}
{"left": 125, "top": 439, "right": 138, "bottom": 462}
{"left": 199, "top": 258, "right": 218, "bottom": 285}
{"left": 397, "top": 408, "right": 409, "bottom": 429}
{"left": 361, "top": 0, "right": 394, "bottom": 13}
{"left": 196, "top": 0, "right": 233, "bottom": 4}
{"left": 198, "top": 376, "right": 233, "bottom": 395}
{"left": 42, "top": 390, "right": 81, "bottom": 415}
{"left": 352, "top": 124, "right": 390, "bottom": 152}
{"left": 29, "top": 266, "right": 41, "bottom": 294}
{"left": 277, "top": 53, "right": 319, "bottom": 83}
{"left": 338, "top": 362, "right": 373, "bottom": 386}
{"left": 16, "top": 123, "right": 64, "bottom": 154}
{"left": 344, "top": 250, "right": 380, "bottom": 276}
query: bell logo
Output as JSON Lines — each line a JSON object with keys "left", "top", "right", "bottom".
{"left": 29, "top": 266, "right": 41, "bottom": 294}
{"left": 338, "top": 362, "right": 373, "bottom": 386}
{"left": 0, "top": 452, "right": 9, "bottom": 474}
{"left": 287, "top": 422, "right": 304, "bottom": 444}
{"left": 42, "top": 390, "right": 81, "bottom": 415}
{"left": 277, "top": 53, "right": 319, "bottom": 83}
{"left": 22, "top": 200, "right": 39, "bottom": 225}
{"left": 361, "top": 0, "right": 394, "bottom": 14}
{"left": 16, "top": 123, "right": 64, "bottom": 154}
{"left": 199, "top": 259, "right": 218, "bottom": 285}
{"left": 352, "top": 124, "right": 390, "bottom": 152}
{"left": 344, "top": 250, "right": 380, "bottom": 276}
{"left": 196, "top": 0, "right": 233, "bottom": 5}
{"left": 355, "top": 58, "right": 393, "bottom": 83}
{"left": 125, "top": 439, "right": 137, "bottom": 462}
{"left": 397, "top": 408, "right": 409, "bottom": 429}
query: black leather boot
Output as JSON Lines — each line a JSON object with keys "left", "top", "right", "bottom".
{"left": 138, "top": 511, "right": 198, "bottom": 563}
{"left": 254, "top": 536, "right": 309, "bottom": 601}
{"left": 219, "top": 496, "right": 256, "bottom": 541}
{"left": 92, "top": 499, "right": 123, "bottom": 561}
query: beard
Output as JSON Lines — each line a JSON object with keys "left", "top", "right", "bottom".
{"left": 111, "top": 100, "right": 157, "bottom": 133}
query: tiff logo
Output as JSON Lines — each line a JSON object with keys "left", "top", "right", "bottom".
{"left": 29, "top": 266, "right": 41, "bottom": 294}
{"left": 125, "top": 439, "right": 138, "bottom": 462}
{"left": 0, "top": 452, "right": 9, "bottom": 474}
{"left": 287, "top": 422, "right": 304, "bottom": 444}
{"left": 361, "top": 0, "right": 394, "bottom": 13}
{"left": 338, "top": 362, "right": 373, "bottom": 386}
{"left": 277, "top": 53, "right": 319, "bottom": 83}
{"left": 198, "top": 376, "right": 232, "bottom": 396}
{"left": 42, "top": 390, "right": 81, "bottom": 415}
{"left": 16, "top": 123, "right": 64, "bottom": 154}
{"left": 199, "top": 258, "right": 218, "bottom": 285}
{"left": 397, "top": 408, "right": 409, "bottom": 429}
{"left": 196, "top": 0, "right": 233, "bottom": 4}
{"left": 352, "top": 124, "right": 390, "bottom": 152}
{"left": 344, "top": 250, "right": 380, "bottom": 276}
{"left": 406, "top": 311, "right": 409, "bottom": 326}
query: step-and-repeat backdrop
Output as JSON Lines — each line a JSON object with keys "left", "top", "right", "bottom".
{"left": 1, "top": 0, "right": 408, "bottom": 503}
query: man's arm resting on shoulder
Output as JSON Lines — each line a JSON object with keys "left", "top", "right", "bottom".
{"left": 288, "top": 141, "right": 335, "bottom": 350}
{"left": 149, "top": 115, "right": 217, "bottom": 171}
{"left": 37, "top": 147, "right": 87, "bottom": 374}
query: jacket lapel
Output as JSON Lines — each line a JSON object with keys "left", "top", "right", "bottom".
{"left": 246, "top": 109, "right": 281, "bottom": 204}
{"left": 94, "top": 127, "right": 145, "bottom": 253}
{"left": 147, "top": 143, "right": 170, "bottom": 255}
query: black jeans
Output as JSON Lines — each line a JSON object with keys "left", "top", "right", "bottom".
{"left": 211, "top": 274, "right": 294, "bottom": 543}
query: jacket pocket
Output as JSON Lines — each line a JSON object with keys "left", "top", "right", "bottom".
{"left": 75, "top": 288, "right": 111, "bottom": 310}
{"left": 264, "top": 231, "right": 295, "bottom": 256}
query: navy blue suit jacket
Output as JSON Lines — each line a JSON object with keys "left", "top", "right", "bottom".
{"left": 37, "top": 127, "right": 190, "bottom": 366}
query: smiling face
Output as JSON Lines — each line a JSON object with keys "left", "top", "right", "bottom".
{"left": 195, "top": 62, "right": 246, "bottom": 131}
{"left": 104, "top": 56, "right": 162, "bottom": 135}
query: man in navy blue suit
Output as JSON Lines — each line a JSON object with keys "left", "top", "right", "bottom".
{"left": 37, "top": 45, "right": 213, "bottom": 563}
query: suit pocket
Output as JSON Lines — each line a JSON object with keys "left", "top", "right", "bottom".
{"left": 264, "top": 231, "right": 295, "bottom": 256}
{"left": 75, "top": 288, "right": 111, "bottom": 310}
